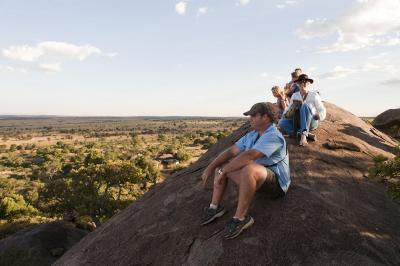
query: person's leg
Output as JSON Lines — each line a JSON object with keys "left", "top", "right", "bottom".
{"left": 211, "top": 165, "right": 241, "bottom": 206}
{"left": 233, "top": 163, "right": 270, "bottom": 219}
{"left": 278, "top": 118, "right": 294, "bottom": 135}
{"left": 202, "top": 165, "right": 240, "bottom": 225}
{"left": 299, "top": 104, "right": 315, "bottom": 146}
{"left": 299, "top": 104, "right": 314, "bottom": 135}
{"left": 310, "top": 119, "right": 319, "bottom": 131}
{"left": 256, "top": 167, "right": 284, "bottom": 199}
{"left": 221, "top": 163, "right": 267, "bottom": 239}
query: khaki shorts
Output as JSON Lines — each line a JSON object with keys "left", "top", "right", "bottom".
{"left": 256, "top": 167, "right": 285, "bottom": 199}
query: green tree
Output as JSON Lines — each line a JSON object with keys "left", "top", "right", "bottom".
{"left": 39, "top": 160, "right": 152, "bottom": 225}
{"left": 0, "top": 193, "right": 38, "bottom": 220}
{"left": 133, "top": 156, "right": 160, "bottom": 188}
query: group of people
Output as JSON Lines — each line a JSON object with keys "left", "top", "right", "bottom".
{"left": 199, "top": 68, "right": 326, "bottom": 240}
{"left": 272, "top": 68, "right": 326, "bottom": 146}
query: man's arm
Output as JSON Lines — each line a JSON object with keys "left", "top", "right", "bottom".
{"left": 221, "top": 149, "right": 264, "bottom": 176}
{"left": 314, "top": 93, "right": 326, "bottom": 121}
{"left": 201, "top": 145, "right": 241, "bottom": 185}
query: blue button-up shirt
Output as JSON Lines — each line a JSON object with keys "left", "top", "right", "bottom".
{"left": 235, "top": 124, "right": 291, "bottom": 192}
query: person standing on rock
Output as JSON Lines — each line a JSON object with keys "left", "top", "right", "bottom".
{"left": 278, "top": 74, "right": 326, "bottom": 146}
{"left": 200, "top": 102, "right": 290, "bottom": 239}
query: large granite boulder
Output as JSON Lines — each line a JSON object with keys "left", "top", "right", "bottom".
{"left": 0, "top": 221, "right": 88, "bottom": 266}
{"left": 56, "top": 102, "right": 400, "bottom": 266}
{"left": 373, "top": 108, "right": 400, "bottom": 139}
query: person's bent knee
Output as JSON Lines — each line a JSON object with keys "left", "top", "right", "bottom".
{"left": 240, "top": 164, "right": 264, "bottom": 181}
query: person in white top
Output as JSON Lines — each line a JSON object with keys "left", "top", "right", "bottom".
{"left": 278, "top": 74, "right": 326, "bottom": 146}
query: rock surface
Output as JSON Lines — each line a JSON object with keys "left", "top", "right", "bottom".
{"left": 0, "top": 221, "right": 88, "bottom": 266}
{"left": 373, "top": 108, "right": 400, "bottom": 128}
{"left": 373, "top": 108, "right": 400, "bottom": 139}
{"left": 56, "top": 102, "right": 400, "bottom": 266}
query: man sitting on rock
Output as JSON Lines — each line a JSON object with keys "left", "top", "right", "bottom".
{"left": 201, "top": 102, "right": 290, "bottom": 239}
{"left": 278, "top": 74, "right": 326, "bottom": 146}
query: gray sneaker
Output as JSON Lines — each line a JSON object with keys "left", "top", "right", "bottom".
{"left": 223, "top": 216, "right": 254, "bottom": 239}
{"left": 201, "top": 205, "right": 226, "bottom": 225}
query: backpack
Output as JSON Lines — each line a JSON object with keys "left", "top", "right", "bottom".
{"left": 283, "top": 100, "right": 302, "bottom": 119}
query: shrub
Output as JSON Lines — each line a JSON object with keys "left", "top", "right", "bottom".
{"left": 0, "top": 194, "right": 38, "bottom": 220}
{"left": 176, "top": 149, "right": 191, "bottom": 162}
{"left": 202, "top": 136, "right": 217, "bottom": 149}
{"left": 157, "top": 134, "right": 167, "bottom": 142}
{"left": 388, "top": 182, "right": 400, "bottom": 200}
{"left": 369, "top": 147, "right": 400, "bottom": 200}
{"left": 9, "top": 144, "right": 17, "bottom": 152}
{"left": 162, "top": 144, "right": 178, "bottom": 154}
{"left": 171, "top": 164, "right": 186, "bottom": 173}
{"left": 0, "top": 145, "right": 7, "bottom": 153}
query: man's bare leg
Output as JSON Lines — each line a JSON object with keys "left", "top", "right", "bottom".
{"left": 233, "top": 163, "right": 268, "bottom": 219}
{"left": 210, "top": 165, "right": 241, "bottom": 206}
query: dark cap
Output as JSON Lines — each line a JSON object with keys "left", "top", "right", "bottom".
{"left": 243, "top": 102, "right": 276, "bottom": 117}
{"left": 296, "top": 74, "right": 314, "bottom": 84}
{"left": 244, "top": 102, "right": 268, "bottom": 116}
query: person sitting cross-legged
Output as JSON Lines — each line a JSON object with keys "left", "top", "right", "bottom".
{"left": 278, "top": 74, "right": 326, "bottom": 146}
{"left": 201, "top": 102, "right": 290, "bottom": 239}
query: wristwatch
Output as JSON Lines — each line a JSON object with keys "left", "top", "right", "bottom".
{"left": 217, "top": 168, "right": 223, "bottom": 175}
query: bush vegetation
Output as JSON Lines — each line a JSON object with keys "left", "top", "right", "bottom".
{"left": 369, "top": 146, "right": 400, "bottom": 200}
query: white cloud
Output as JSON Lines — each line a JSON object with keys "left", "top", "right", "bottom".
{"left": 2, "top": 45, "right": 42, "bottom": 62}
{"left": 2, "top": 41, "right": 101, "bottom": 62}
{"left": 276, "top": 0, "right": 298, "bottom": 9}
{"left": 318, "top": 66, "right": 357, "bottom": 79}
{"left": 1, "top": 41, "right": 103, "bottom": 73}
{"left": 296, "top": 18, "right": 336, "bottom": 40}
{"left": 367, "top": 52, "right": 390, "bottom": 60}
{"left": 381, "top": 78, "right": 400, "bottom": 85}
{"left": 37, "top": 63, "right": 62, "bottom": 73}
{"left": 238, "top": 0, "right": 250, "bottom": 6}
{"left": 296, "top": 0, "right": 400, "bottom": 52}
{"left": 0, "top": 65, "right": 15, "bottom": 72}
{"left": 175, "top": 1, "right": 187, "bottom": 15}
{"left": 318, "top": 53, "right": 400, "bottom": 80}
{"left": 197, "top": 7, "right": 208, "bottom": 16}
{"left": 41, "top": 42, "right": 100, "bottom": 61}
{"left": 105, "top": 52, "right": 118, "bottom": 58}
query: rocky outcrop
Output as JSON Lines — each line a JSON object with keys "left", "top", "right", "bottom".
{"left": 373, "top": 108, "right": 400, "bottom": 139}
{"left": 56, "top": 102, "right": 400, "bottom": 266}
{"left": 0, "top": 221, "right": 88, "bottom": 266}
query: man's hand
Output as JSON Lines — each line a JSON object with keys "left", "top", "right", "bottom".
{"left": 201, "top": 166, "right": 214, "bottom": 185}
{"left": 214, "top": 168, "right": 227, "bottom": 186}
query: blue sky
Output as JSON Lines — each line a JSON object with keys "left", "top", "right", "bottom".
{"left": 1, "top": 0, "right": 399, "bottom": 116}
